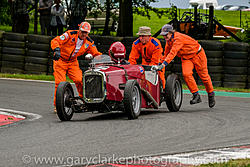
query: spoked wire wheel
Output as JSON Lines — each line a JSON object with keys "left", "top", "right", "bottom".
{"left": 56, "top": 82, "right": 74, "bottom": 121}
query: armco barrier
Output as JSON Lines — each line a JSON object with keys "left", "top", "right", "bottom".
{"left": 0, "top": 31, "right": 249, "bottom": 89}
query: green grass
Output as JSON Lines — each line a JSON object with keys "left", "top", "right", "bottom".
{"left": 0, "top": 73, "right": 249, "bottom": 93}
{"left": 197, "top": 158, "right": 250, "bottom": 167}
{"left": 0, "top": 73, "right": 73, "bottom": 82}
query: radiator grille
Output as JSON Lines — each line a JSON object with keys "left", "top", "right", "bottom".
{"left": 84, "top": 74, "right": 104, "bottom": 99}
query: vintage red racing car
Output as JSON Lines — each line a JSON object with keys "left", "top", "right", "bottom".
{"left": 56, "top": 54, "right": 183, "bottom": 121}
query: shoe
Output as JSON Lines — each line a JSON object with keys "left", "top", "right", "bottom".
{"left": 208, "top": 92, "right": 215, "bottom": 108}
{"left": 190, "top": 93, "right": 202, "bottom": 105}
{"left": 54, "top": 107, "right": 57, "bottom": 113}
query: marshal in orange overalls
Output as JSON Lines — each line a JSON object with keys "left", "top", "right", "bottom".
{"left": 51, "top": 30, "right": 102, "bottom": 106}
{"left": 128, "top": 37, "right": 165, "bottom": 88}
{"left": 162, "top": 32, "right": 214, "bottom": 94}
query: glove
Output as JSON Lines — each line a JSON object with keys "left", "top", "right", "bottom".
{"left": 151, "top": 64, "right": 164, "bottom": 71}
{"left": 53, "top": 48, "right": 61, "bottom": 61}
{"left": 85, "top": 53, "right": 93, "bottom": 60}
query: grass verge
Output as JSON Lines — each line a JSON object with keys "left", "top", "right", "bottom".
{"left": 0, "top": 73, "right": 249, "bottom": 93}
{"left": 197, "top": 158, "right": 250, "bottom": 167}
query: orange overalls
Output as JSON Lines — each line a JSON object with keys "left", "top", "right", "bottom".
{"left": 51, "top": 30, "right": 102, "bottom": 106}
{"left": 162, "top": 32, "right": 213, "bottom": 94}
{"left": 128, "top": 37, "right": 165, "bottom": 88}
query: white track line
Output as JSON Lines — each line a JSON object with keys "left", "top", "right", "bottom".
{"left": 0, "top": 108, "right": 42, "bottom": 121}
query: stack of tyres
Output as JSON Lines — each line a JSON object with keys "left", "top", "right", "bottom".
{"left": 198, "top": 40, "right": 224, "bottom": 87}
{"left": 121, "top": 36, "right": 138, "bottom": 60}
{"left": 1, "top": 32, "right": 27, "bottom": 74}
{"left": 25, "top": 34, "right": 51, "bottom": 75}
{"left": 223, "top": 42, "right": 249, "bottom": 89}
{"left": 90, "top": 35, "right": 123, "bottom": 55}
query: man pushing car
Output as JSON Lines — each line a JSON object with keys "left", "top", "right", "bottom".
{"left": 51, "top": 21, "right": 102, "bottom": 112}
{"left": 128, "top": 26, "right": 166, "bottom": 89}
{"left": 151, "top": 24, "right": 215, "bottom": 108}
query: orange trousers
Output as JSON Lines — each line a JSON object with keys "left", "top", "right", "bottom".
{"left": 181, "top": 49, "right": 214, "bottom": 94}
{"left": 53, "top": 59, "right": 83, "bottom": 106}
{"left": 158, "top": 68, "right": 165, "bottom": 89}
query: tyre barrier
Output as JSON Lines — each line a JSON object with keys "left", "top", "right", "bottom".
{"left": 0, "top": 32, "right": 26, "bottom": 74}
{"left": 25, "top": 35, "right": 52, "bottom": 75}
{"left": 198, "top": 41, "right": 224, "bottom": 87}
{"left": 223, "top": 42, "right": 249, "bottom": 89}
{"left": 0, "top": 32, "right": 249, "bottom": 89}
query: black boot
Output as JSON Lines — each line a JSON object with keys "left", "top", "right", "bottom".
{"left": 190, "top": 93, "right": 202, "bottom": 105}
{"left": 208, "top": 92, "right": 215, "bottom": 108}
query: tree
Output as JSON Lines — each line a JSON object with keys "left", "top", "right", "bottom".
{"left": 117, "top": 0, "right": 172, "bottom": 36}
{"left": 117, "top": 0, "right": 133, "bottom": 36}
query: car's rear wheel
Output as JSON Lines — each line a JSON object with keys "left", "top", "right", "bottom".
{"left": 56, "top": 82, "right": 74, "bottom": 121}
{"left": 165, "top": 74, "right": 183, "bottom": 112}
{"left": 124, "top": 80, "right": 141, "bottom": 119}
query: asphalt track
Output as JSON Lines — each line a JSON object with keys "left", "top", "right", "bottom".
{"left": 0, "top": 78, "right": 250, "bottom": 166}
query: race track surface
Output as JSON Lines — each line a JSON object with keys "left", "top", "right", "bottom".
{"left": 0, "top": 79, "right": 249, "bottom": 166}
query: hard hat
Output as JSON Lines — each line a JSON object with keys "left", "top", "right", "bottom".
{"left": 109, "top": 42, "right": 126, "bottom": 63}
{"left": 79, "top": 22, "right": 91, "bottom": 33}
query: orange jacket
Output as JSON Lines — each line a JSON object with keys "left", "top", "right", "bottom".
{"left": 128, "top": 37, "right": 163, "bottom": 65}
{"left": 162, "top": 32, "right": 201, "bottom": 64}
{"left": 51, "top": 30, "right": 102, "bottom": 61}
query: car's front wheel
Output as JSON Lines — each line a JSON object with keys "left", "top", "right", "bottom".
{"left": 165, "top": 74, "right": 183, "bottom": 112}
{"left": 56, "top": 82, "right": 74, "bottom": 121}
{"left": 124, "top": 80, "right": 141, "bottom": 119}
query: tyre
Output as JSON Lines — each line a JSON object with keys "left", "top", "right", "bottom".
{"left": 209, "top": 73, "right": 222, "bottom": 81}
{"left": 207, "top": 58, "right": 223, "bottom": 66}
{"left": 224, "top": 74, "right": 247, "bottom": 82}
{"left": 2, "top": 54, "right": 25, "bottom": 62}
{"left": 224, "top": 67, "right": 248, "bottom": 75}
{"left": 1, "top": 67, "right": 24, "bottom": 74}
{"left": 2, "top": 47, "right": 26, "bottom": 55}
{"left": 208, "top": 66, "right": 223, "bottom": 73}
{"left": 224, "top": 58, "right": 248, "bottom": 67}
{"left": 27, "top": 43, "right": 50, "bottom": 51}
{"left": 27, "top": 50, "right": 49, "bottom": 58}
{"left": 2, "top": 40, "right": 26, "bottom": 48}
{"left": 199, "top": 40, "right": 223, "bottom": 51}
{"left": 1, "top": 61, "right": 24, "bottom": 69}
{"left": 26, "top": 34, "right": 52, "bottom": 44}
{"left": 25, "top": 56, "right": 48, "bottom": 65}
{"left": 124, "top": 80, "right": 141, "bottom": 119}
{"left": 24, "top": 63, "right": 47, "bottom": 72}
{"left": 223, "top": 82, "right": 246, "bottom": 89}
{"left": 165, "top": 74, "right": 183, "bottom": 112}
{"left": 3, "top": 32, "right": 26, "bottom": 41}
{"left": 223, "top": 51, "right": 248, "bottom": 59}
{"left": 56, "top": 82, "right": 75, "bottom": 121}
{"left": 121, "top": 37, "right": 138, "bottom": 45}
{"left": 205, "top": 50, "right": 223, "bottom": 58}
{"left": 97, "top": 45, "right": 110, "bottom": 54}
{"left": 224, "top": 42, "right": 249, "bottom": 52}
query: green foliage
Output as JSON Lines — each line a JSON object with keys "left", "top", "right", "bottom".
{"left": 0, "top": 0, "right": 12, "bottom": 25}
{"left": 133, "top": 0, "right": 172, "bottom": 20}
